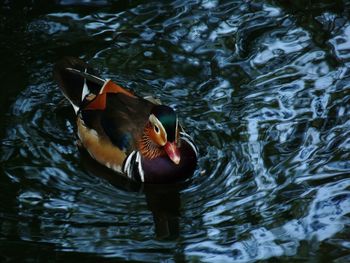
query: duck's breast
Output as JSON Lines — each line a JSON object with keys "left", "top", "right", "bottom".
{"left": 141, "top": 139, "right": 197, "bottom": 183}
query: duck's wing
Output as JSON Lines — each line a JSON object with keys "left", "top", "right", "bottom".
{"left": 81, "top": 90, "right": 155, "bottom": 152}
{"left": 53, "top": 57, "right": 104, "bottom": 113}
{"left": 54, "top": 57, "right": 156, "bottom": 167}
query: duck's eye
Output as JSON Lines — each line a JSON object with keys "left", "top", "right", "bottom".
{"left": 154, "top": 125, "right": 160, "bottom": 134}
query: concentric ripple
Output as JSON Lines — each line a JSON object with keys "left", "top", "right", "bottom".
{"left": 1, "top": 0, "right": 350, "bottom": 262}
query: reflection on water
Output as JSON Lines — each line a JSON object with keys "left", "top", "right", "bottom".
{"left": 1, "top": 0, "right": 350, "bottom": 262}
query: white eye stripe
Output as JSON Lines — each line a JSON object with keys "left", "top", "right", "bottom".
{"left": 149, "top": 114, "right": 167, "bottom": 138}
{"left": 154, "top": 124, "right": 160, "bottom": 133}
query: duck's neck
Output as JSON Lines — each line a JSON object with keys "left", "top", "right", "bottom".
{"left": 138, "top": 123, "right": 165, "bottom": 159}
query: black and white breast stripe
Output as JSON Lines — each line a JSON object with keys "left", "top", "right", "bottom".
{"left": 122, "top": 151, "right": 144, "bottom": 182}
{"left": 179, "top": 132, "right": 198, "bottom": 157}
{"left": 122, "top": 132, "right": 197, "bottom": 182}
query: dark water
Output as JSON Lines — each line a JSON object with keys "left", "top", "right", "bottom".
{"left": 1, "top": 0, "right": 350, "bottom": 262}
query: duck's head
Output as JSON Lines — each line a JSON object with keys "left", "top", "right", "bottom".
{"left": 140, "top": 105, "right": 180, "bottom": 164}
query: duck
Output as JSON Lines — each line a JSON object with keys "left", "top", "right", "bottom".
{"left": 54, "top": 57, "right": 198, "bottom": 184}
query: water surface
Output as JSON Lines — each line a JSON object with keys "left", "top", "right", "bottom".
{"left": 1, "top": 0, "right": 350, "bottom": 262}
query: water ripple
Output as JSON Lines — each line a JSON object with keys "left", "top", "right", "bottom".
{"left": 1, "top": 0, "right": 350, "bottom": 261}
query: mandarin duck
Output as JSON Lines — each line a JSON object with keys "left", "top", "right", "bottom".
{"left": 54, "top": 57, "right": 198, "bottom": 183}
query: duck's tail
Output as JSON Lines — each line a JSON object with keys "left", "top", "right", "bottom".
{"left": 53, "top": 57, "right": 105, "bottom": 113}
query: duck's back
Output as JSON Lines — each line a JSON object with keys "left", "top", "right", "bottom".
{"left": 81, "top": 92, "right": 154, "bottom": 153}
